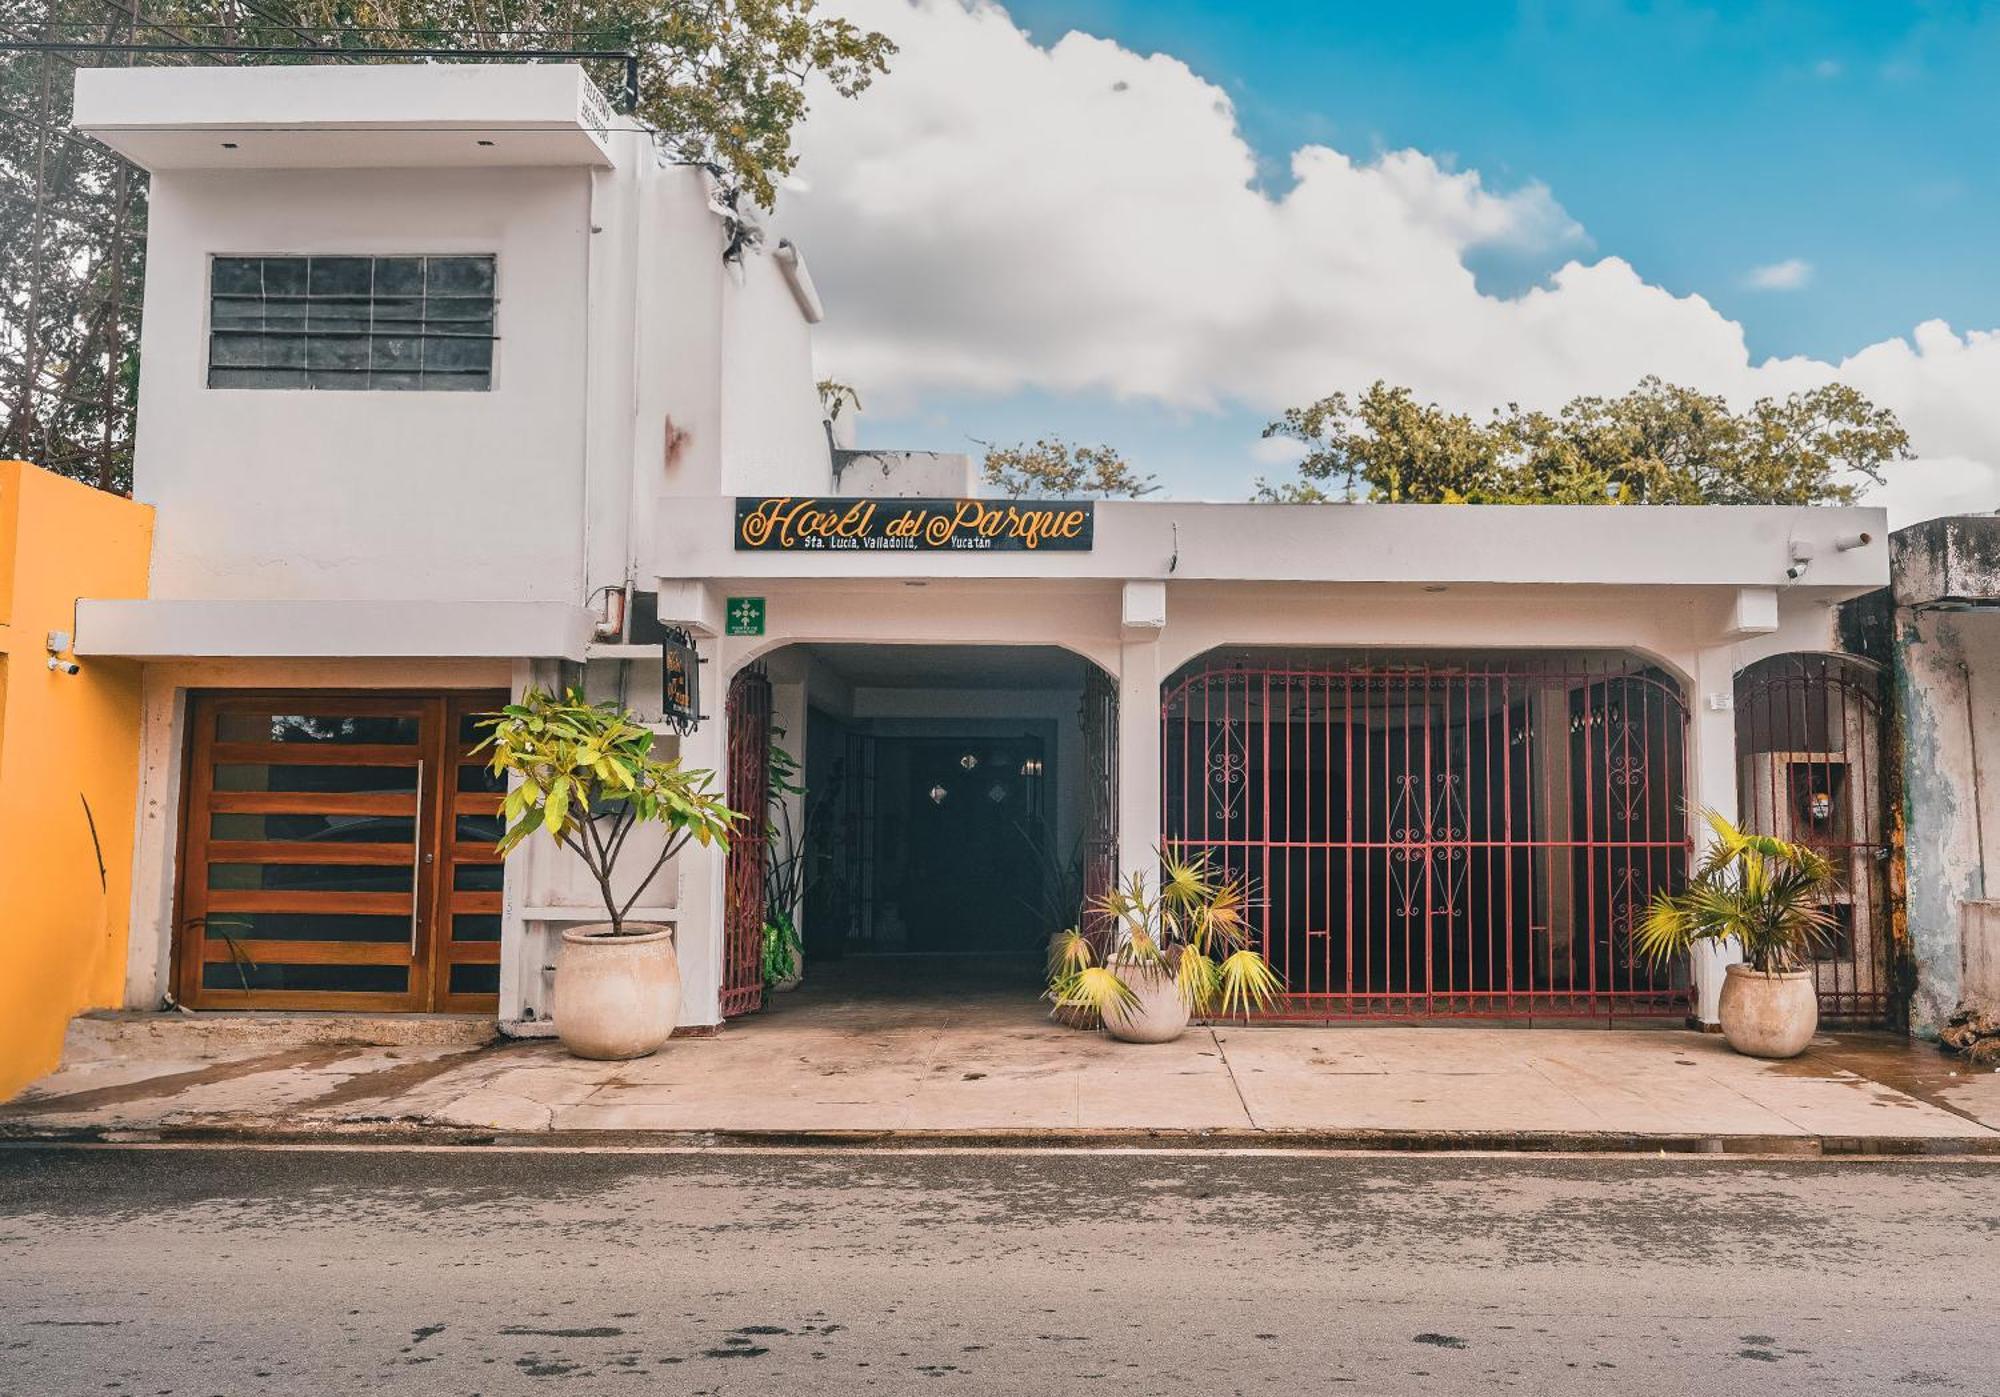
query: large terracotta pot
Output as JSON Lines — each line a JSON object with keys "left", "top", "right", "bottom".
{"left": 1101, "top": 959, "right": 1191, "bottom": 1044}
{"left": 551, "top": 923, "right": 681, "bottom": 1060}
{"left": 1718, "top": 963, "right": 1818, "bottom": 1059}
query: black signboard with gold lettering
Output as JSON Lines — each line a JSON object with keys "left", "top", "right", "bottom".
{"left": 734, "top": 497, "right": 1094, "bottom": 553}
{"left": 659, "top": 627, "right": 700, "bottom": 734}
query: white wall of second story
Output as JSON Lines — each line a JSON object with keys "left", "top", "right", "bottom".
{"left": 718, "top": 245, "right": 831, "bottom": 496}
{"left": 83, "top": 63, "right": 878, "bottom": 620}
{"left": 133, "top": 164, "right": 595, "bottom": 604}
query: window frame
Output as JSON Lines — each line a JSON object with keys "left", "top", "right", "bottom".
{"left": 204, "top": 252, "right": 500, "bottom": 393}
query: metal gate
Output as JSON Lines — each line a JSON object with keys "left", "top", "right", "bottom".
{"left": 722, "top": 665, "right": 772, "bottom": 1018}
{"left": 1163, "top": 652, "right": 1691, "bottom": 1020}
{"left": 1080, "top": 665, "right": 1119, "bottom": 930}
{"left": 1734, "top": 653, "right": 1893, "bottom": 1023}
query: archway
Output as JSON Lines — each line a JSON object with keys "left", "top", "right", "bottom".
{"left": 1734, "top": 651, "right": 1893, "bottom": 1024}
{"left": 728, "top": 642, "right": 1116, "bottom": 1013}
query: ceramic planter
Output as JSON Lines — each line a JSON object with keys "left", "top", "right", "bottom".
{"left": 550, "top": 922, "right": 681, "bottom": 1060}
{"left": 1101, "top": 959, "right": 1191, "bottom": 1044}
{"left": 1718, "top": 962, "right": 1818, "bottom": 1059}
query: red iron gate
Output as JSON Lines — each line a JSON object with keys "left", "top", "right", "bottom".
{"left": 1163, "top": 652, "right": 1691, "bottom": 1020}
{"left": 1734, "top": 653, "right": 1893, "bottom": 1023}
{"left": 722, "top": 665, "right": 772, "bottom": 1018}
{"left": 1080, "top": 665, "right": 1119, "bottom": 930}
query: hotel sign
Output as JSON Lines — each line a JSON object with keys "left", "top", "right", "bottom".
{"left": 734, "top": 496, "right": 1094, "bottom": 553}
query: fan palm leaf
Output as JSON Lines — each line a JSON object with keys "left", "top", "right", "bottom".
{"left": 1215, "top": 948, "right": 1285, "bottom": 1019}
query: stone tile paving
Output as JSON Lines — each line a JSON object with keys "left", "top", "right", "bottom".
{"left": 8, "top": 989, "right": 2000, "bottom": 1145}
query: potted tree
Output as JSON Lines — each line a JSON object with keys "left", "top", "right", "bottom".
{"left": 1046, "top": 850, "right": 1282, "bottom": 1043}
{"left": 478, "top": 688, "right": 737, "bottom": 1060}
{"left": 1636, "top": 808, "right": 1838, "bottom": 1059}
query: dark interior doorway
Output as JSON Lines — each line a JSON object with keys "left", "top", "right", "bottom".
{"left": 777, "top": 643, "right": 1114, "bottom": 1002}
{"left": 896, "top": 735, "right": 1047, "bottom": 953}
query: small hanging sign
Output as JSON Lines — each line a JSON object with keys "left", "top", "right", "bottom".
{"left": 660, "top": 627, "right": 701, "bottom": 734}
{"left": 734, "top": 496, "right": 1094, "bottom": 552}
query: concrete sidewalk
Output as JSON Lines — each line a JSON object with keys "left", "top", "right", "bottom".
{"left": 8, "top": 986, "right": 2000, "bottom": 1152}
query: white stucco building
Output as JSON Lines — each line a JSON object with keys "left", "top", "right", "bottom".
{"left": 69, "top": 63, "right": 1894, "bottom": 1036}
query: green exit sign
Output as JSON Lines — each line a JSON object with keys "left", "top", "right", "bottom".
{"left": 725, "top": 596, "right": 766, "bottom": 636}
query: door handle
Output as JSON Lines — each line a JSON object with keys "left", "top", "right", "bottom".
{"left": 411, "top": 758, "right": 424, "bottom": 956}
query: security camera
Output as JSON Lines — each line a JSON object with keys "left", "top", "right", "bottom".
{"left": 1785, "top": 561, "right": 1810, "bottom": 581}
{"left": 47, "top": 657, "right": 80, "bottom": 675}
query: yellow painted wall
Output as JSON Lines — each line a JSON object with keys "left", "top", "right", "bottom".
{"left": 0, "top": 461, "right": 153, "bottom": 1099}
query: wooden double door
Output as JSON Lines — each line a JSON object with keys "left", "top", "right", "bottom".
{"left": 174, "top": 690, "right": 507, "bottom": 1013}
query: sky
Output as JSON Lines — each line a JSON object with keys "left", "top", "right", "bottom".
{"left": 772, "top": 0, "right": 2000, "bottom": 523}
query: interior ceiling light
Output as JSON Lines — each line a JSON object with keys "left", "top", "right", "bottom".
{"left": 959, "top": 753, "right": 978, "bottom": 770}
{"left": 928, "top": 783, "right": 949, "bottom": 805}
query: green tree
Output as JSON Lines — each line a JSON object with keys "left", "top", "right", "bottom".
{"left": 1255, "top": 383, "right": 1510, "bottom": 504}
{"left": 1257, "top": 376, "right": 1913, "bottom": 506}
{"left": 0, "top": 0, "right": 895, "bottom": 492}
{"left": 982, "top": 437, "right": 1157, "bottom": 499}
{"left": 0, "top": 0, "right": 150, "bottom": 489}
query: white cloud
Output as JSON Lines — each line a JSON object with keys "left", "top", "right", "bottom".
{"left": 1862, "top": 454, "right": 2000, "bottom": 530}
{"left": 782, "top": 0, "right": 2000, "bottom": 525}
{"left": 1746, "top": 257, "right": 1813, "bottom": 290}
{"left": 1250, "top": 434, "right": 1307, "bottom": 467}
{"left": 1812, "top": 58, "right": 1843, "bottom": 79}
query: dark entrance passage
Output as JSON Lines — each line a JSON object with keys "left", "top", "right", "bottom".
{"left": 771, "top": 644, "right": 1115, "bottom": 1004}
{"left": 1163, "top": 650, "right": 1691, "bottom": 1021}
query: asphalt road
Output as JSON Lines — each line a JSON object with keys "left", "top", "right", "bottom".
{"left": 2, "top": 1145, "right": 1996, "bottom": 1396}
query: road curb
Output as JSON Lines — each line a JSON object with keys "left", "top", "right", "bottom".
{"left": 5, "top": 1121, "right": 2000, "bottom": 1156}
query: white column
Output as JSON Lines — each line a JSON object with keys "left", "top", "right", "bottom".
{"left": 500, "top": 658, "right": 553, "bottom": 1028}
{"left": 1687, "top": 643, "right": 1744, "bottom": 1025}
{"left": 1117, "top": 633, "right": 1163, "bottom": 887}
{"left": 672, "top": 635, "right": 731, "bottom": 1028}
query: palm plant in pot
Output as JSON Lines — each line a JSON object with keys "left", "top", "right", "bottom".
{"left": 1635, "top": 807, "right": 1838, "bottom": 1059}
{"left": 1047, "top": 850, "right": 1283, "bottom": 1043}
{"left": 478, "top": 688, "right": 737, "bottom": 1060}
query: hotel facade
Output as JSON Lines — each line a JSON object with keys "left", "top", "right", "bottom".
{"left": 57, "top": 63, "right": 1900, "bottom": 1047}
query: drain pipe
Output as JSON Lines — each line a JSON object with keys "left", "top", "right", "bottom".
{"left": 1965, "top": 660, "right": 1989, "bottom": 899}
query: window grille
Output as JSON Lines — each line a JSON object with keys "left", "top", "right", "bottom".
{"left": 208, "top": 254, "right": 496, "bottom": 391}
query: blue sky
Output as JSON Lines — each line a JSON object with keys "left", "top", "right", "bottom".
{"left": 801, "top": 0, "right": 2000, "bottom": 512}
{"left": 1000, "top": 0, "right": 1995, "bottom": 362}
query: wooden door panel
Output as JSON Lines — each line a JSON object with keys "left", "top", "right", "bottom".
{"left": 434, "top": 694, "right": 509, "bottom": 1010}
{"left": 176, "top": 689, "right": 507, "bottom": 1013}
